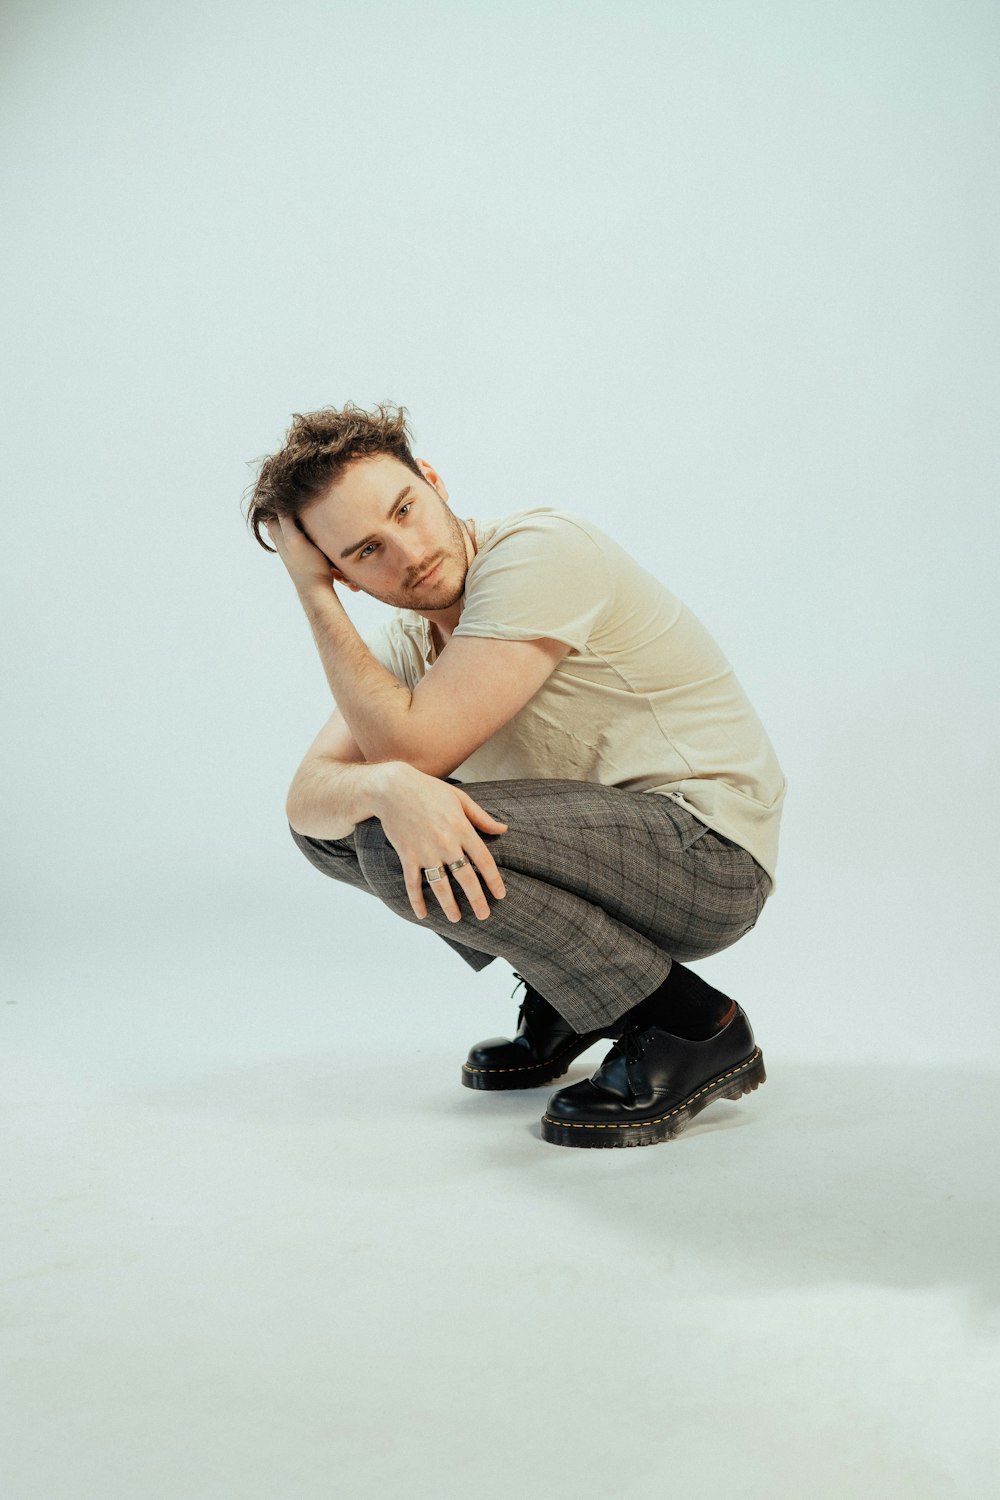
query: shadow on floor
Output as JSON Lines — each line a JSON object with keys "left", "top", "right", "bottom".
{"left": 446, "top": 1058, "right": 1000, "bottom": 1312}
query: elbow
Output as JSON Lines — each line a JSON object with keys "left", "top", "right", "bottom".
{"left": 362, "top": 717, "right": 461, "bottom": 780}
{"left": 369, "top": 742, "right": 458, "bottom": 780}
{"left": 285, "top": 769, "right": 312, "bottom": 828}
{"left": 285, "top": 786, "right": 303, "bottom": 830}
{"left": 401, "top": 749, "right": 463, "bottom": 780}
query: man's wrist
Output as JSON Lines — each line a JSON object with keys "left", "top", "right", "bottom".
{"left": 367, "top": 759, "right": 414, "bottom": 816}
{"left": 297, "top": 579, "right": 342, "bottom": 612}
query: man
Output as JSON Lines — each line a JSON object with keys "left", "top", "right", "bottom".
{"left": 248, "top": 401, "right": 786, "bottom": 1149}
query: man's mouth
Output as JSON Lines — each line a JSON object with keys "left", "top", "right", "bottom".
{"left": 413, "top": 559, "right": 443, "bottom": 588}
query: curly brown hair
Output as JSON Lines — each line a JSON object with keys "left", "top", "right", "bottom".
{"left": 243, "top": 400, "right": 423, "bottom": 554}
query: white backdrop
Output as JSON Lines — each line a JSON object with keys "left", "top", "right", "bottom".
{"left": 3, "top": 0, "right": 998, "bottom": 1069}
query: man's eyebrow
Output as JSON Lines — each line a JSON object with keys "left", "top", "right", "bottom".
{"left": 339, "top": 486, "right": 414, "bottom": 560}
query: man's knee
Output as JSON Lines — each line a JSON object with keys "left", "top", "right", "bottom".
{"left": 353, "top": 816, "right": 408, "bottom": 902}
{"left": 288, "top": 820, "right": 365, "bottom": 889}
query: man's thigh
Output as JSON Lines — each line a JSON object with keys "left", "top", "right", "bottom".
{"left": 444, "top": 778, "right": 768, "bottom": 962}
{"left": 287, "top": 777, "right": 768, "bottom": 965}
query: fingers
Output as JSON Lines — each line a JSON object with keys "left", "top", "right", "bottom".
{"left": 399, "top": 791, "right": 510, "bottom": 923}
{"left": 459, "top": 792, "right": 509, "bottom": 832}
{"left": 404, "top": 858, "right": 465, "bottom": 924}
{"left": 266, "top": 517, "right": 290, "bottom": 565}
{"left": 460, "top": 829, "right": 507, "bottom": 901}
{"left": 419, "top": 850, "right": 506, "bottom": 924}
{"left": 403, "top": 866, "right": 428, "bottom": 921}
{"left": 424, "top": 863, "right": 481, "bottom": 924}
{"left": 450, "top": 858, "right": 494, "bottom": 921}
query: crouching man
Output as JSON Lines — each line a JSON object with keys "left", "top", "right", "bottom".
{"left": 246, "top": 402, "right": 786, "bottom": 1149}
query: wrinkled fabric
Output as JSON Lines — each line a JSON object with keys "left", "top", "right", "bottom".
{"left": 289, "top": 777, "right": 772, "bottom": 1033}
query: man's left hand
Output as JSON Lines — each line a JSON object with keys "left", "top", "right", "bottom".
{"left": 266, "top": 514, "right": 337, "bottom": 597}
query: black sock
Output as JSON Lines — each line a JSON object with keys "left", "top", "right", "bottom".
{"left": 628, "top": 961, "right": 737, "bottom": 1040}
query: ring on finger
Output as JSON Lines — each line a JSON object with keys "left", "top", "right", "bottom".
{"left": 447, "top": 857, "right": 470, "bottom": 873}
{"left": 423, "top": 865, "right": 448, "bottom": 883}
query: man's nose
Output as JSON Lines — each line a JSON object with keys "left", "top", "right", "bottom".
{"left": 394, "top": 533, "right": 428, "bottom": 572}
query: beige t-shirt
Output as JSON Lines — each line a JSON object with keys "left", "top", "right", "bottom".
{"left": 364, "top": 507, "right": 787, "bottom": 890}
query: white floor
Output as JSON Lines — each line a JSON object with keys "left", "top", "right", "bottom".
{"left": 2, "top": 918, "right": 998, "bottom": 1500}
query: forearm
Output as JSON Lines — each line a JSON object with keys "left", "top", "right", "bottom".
{"left": 288, "top": 755, "right": 509, "bottom": 924}
{"left": 298, "top": 586, "right": 415, "bottom": 761}
{"left": 286, "top": 758, "right": 402, "bottom": 841}
{"left": 272, "top": 520, "right": 432, "bottom": 762}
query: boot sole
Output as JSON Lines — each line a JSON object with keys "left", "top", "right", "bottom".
{"left": 540, "top": 1048, "right": 766, "bottom": 1147}
{"left": 462, "top": 1033, "right": 614, "bottom": 1091}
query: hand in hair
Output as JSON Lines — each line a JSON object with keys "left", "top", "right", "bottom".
{"left": 266, "top": 514, "right": 337, "bottom": 597}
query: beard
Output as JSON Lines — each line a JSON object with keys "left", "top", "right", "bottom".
{"left": 358, "top": 504, "right": 471, "bottom": 613}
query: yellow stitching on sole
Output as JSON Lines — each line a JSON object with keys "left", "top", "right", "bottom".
{"left": 541, "top": 1050, "right": 762, "bottom": 1130}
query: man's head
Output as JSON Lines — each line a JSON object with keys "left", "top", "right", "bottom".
{"left": 245, "top": 401, "right": 472, "bottom": 612}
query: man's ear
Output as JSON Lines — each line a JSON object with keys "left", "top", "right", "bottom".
{"left": 331, "top": 566, "right": 362, "bottom": 594}
{"left": 416, "top": 457, "right": 449, "bottom": 502}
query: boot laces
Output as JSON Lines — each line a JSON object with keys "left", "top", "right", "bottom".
{"left": 617, "top": 1027, "right": 646, "bottom": 1066}
{"left": 511, "top": 971, "right": 530, "bottom": 1031}
{"left": 511, "top": 972, "right": 552, "bottom": 1035}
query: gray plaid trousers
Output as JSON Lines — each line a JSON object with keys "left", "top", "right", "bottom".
{"left": 288, "top": 777, "right": 773, "bottom": 1033}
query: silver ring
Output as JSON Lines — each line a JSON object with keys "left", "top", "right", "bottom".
{"left": 447, "top": 857, "right": 470, "bottom": 872}
{"left": 423, "top": 865, "right": 448, "bottom": 883}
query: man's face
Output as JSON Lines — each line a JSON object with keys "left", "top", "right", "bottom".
{"left": 298, "top": 453, "right": 471, "bottom": 613}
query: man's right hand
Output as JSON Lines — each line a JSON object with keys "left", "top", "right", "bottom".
{"left": 371, "top": 763, "right": 508, "bottom": 923}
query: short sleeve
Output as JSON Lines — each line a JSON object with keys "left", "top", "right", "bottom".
{"left": 363, "top": 616, "right": 426, "bottom": 692}
{"left": 453, "top": 512, "right": 608, "bottom": 652}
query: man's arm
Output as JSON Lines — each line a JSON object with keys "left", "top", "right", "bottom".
{"left": 285, "top": 709, "right": 511, "bottom": 924}
{"left": 285, "top": 711, "right": 389, "bottom": 840}
{"left": 295, "top": 586, "right": 571, "bottom": 777}
{"left": 268, "top": 508, "right": 572, "bottom": 774}
{"left": 272, "top": 513, "right": 572, "bottom": 921}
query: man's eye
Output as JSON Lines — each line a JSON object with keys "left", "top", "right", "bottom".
{"left": 399, "top": 502, "right": 412, "bottom": 517}
{"left": 358, "top": 543, "right": 375, "bottom": 559}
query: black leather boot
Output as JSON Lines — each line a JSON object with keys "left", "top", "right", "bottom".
{"left": 462, "top": 974, "right": 622, "bottom": 1091}
{"left": 540, "top": 1004, "right": 765, "bottom": 1147}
